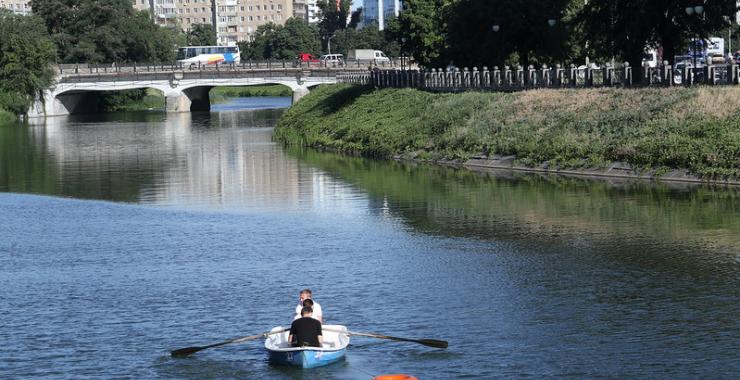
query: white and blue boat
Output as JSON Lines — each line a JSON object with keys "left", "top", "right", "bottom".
{"left": 264, "top": 324, "right": 350, "bottom": 368}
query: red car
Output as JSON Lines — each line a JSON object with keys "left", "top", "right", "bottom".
{"left": 297, "top": 53, "right": 321, "bottom": 63}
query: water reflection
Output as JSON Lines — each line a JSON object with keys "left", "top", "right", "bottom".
{"left": 288, "top": 148, "right": 740, "bottom": 270}
{"left": 1, "top": 102, "right": 739, "bottom": 378}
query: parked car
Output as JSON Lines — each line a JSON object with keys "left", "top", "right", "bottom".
{"left": 319, "top": 54, "right": 344, "bottom": 65}
{"left": 296, "top": 53, "right": 320, "bottom": 63}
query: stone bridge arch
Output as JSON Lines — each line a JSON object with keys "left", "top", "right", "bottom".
{"left": 30, "top": 70, "right": 337, "bottom": 118}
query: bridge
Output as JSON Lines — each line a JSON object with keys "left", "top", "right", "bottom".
{"left": 29, "top": 62, "right": 374, "bottom": 118}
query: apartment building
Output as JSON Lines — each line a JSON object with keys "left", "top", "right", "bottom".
{"left": 362, "top": 0, "right": 401, "bottom": 30}
{"left": 5, "top": 0, "right": 299, "bottom": 44}
{"left": 137, "top": 0, "right": 294, "bottom": 45}
{"left": 215, "top": 0, "right": 293, "bottom": 45}
{"left": 0, "top": 0, "right": 31, "bottom": 15}
{"left": 293, "top": 0, "right": 318, "bottom": 23}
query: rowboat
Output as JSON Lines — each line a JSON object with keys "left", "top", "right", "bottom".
{"left": 264, "top": 324, "right": 350, "bottom": 368}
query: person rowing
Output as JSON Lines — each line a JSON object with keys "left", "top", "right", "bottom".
{"left": 288, "top": 306, "right": 323, "bottom": 347}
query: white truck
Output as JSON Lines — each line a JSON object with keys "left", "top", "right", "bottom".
{"left": 347, "top": 49, "right": 390, "bottom": 63}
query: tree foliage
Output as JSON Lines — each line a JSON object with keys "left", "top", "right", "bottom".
{"left": 332, "top": 23, "right": 400, "bottom": 57}
{"left": 187, "top": 24, "right": 217, "bottom": 46}
{"left": 317, "top": 0, "right": 353, "bottom": 37}
{"left": 397, "top": 0, "right": 740, "bottom": 71}
{"left": 30, "top": 0, "right": 178, "bottom": 63}
{"left": 0, "top": 10, "right": 56, "bottom": 116}
{"left": 396, "top": 0, "right": 452, "bottom": 67}
{"left": 238, "top": 18, "right": 321, "bottom": 59}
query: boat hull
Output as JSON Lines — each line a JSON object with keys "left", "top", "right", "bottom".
{"left": 267, "top": 347, "right": 346, "bottom": 368}
{"left": 264, "top": 325, "right": 349, "bottom": 369}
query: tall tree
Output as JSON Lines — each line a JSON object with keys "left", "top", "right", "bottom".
{"left": 31, "top": 0, "right": 178, "bottom": 63}
{"left": 579, "top": 0, "right": 739, "bottom": 70}
{"left": 0, "top": 10, "right": 56, "bottom": 117}
{"left": 187, "top": 24, "right": 217, "bottom": 46}
{"left": 317, "top": 0, "right": 353, "bottom": 38}
{"left": 239, "top": 18, "right": 321, "bottom": 60}
{"left": 396, "top": 0, "right": 452, "bottom": 67}
{"left": 444, "top": 0, "right": 574, "bottom": 68}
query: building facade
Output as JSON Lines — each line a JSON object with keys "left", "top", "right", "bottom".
{"left": 131, "top": 0, "right": 295, "bottom": 44}
{"left": 0, "top": 0, "right": 31, "bottom": 15}
{"left": 361, "top": 0, "right": 401, "bottom": 31}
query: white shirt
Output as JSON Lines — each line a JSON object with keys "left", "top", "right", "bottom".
{"left": 294, "top": 300, "right": 323, "bottom": 322}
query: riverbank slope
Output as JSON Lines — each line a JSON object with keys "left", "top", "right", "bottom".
{"left": 274, "top": 84, "right": 740, "bottom": 182}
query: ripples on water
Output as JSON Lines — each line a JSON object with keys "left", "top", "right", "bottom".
{"left": 1, "top": 98, "right": 739, "bottom": 379}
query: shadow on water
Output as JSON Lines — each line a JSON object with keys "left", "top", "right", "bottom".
{"left": 286, "top": 146, "right": 740, "bottom": 275}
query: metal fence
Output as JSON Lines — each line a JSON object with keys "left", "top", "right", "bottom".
{"left": 338, "top": 62, "right": 740, "bottom": 91}
{"left": 56, "top": 59, "right": 404, "bottom": 76}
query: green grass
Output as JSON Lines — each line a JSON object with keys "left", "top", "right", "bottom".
{"left": 275, "top": 84, "right": 740, "bottom": 180}
{"left": 210, "top": 85, "right": 292, "bottom": 103}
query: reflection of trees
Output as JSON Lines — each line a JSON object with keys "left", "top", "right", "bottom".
{"left": 0, "top": 125, "right": 59, "bottom": 195}
{"left": 289, "top": 148, "right": 740, "bottom": 262}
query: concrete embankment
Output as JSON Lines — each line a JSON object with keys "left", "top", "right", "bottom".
{"left": 274, "top": 84, "right": 740, "bottom": 185}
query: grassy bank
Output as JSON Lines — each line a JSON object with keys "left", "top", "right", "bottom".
{"left": 100, "top": 89, "right": 165, "bottom": 111}
{"left": 275, "top": 84, "right": 740, "bottom": 180}
{"left": 210, "top": 85, "right": 292, "bottom": 103}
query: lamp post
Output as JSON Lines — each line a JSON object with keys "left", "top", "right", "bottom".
{"left": 686, "top": 4, "right": 706, "bottom": 68}
{"left": 325, "top": 34, "right": 336, "bottom": 54}
{"left": 401, "top": 37, "right": 407, "bottom": 70}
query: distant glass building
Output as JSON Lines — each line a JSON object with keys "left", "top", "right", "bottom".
{"left": 361, "top": 0, "right": 401, "bottom": 30}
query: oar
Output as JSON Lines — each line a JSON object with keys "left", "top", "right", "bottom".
{"left": 170, "top": 328, "right": 287, "bottom": 358}
{"left": 324, "top": 327, "right": 448, "bottom": 349}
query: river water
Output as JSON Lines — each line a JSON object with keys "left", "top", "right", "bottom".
{"left": 1, "top": 97, "right": 739, "bottom": 379}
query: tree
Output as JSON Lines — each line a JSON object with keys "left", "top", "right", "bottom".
{"left": 31, "top": 0, "right": 178, "bottom": 63}
{"left": 333, "top": 22, "right": 400, "bottom": 56}
{"left": 579, "top": 0, "right": 738, "bottom": 80}
{"left": 348, "top": 7, "right": 363, "bottom": 29}
{"left": 444, "top": 0, "right": 574, "bottom": 68}
{"left": 240, "top": 18, "right": 321, "bottom": 60}
{"left": 0, "top": 10, "right": 56, "bottom": 117}
{"left": 317, "top": 0, "right": 353, "bottom": 37}
{"left": 396, "top": 0, "right": 452, "bottom": 67}
{"left": 187, "top": 24, "right": 217, "bottom": 46}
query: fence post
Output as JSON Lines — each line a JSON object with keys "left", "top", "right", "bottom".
{"left": 662, "top": 61, "right": 671, "bottom": 86}
{"left": 623, "top": 62, "right": 632, "bottom": 86}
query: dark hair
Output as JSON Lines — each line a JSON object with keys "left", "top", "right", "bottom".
{"left": 301, "top": 306, "right": 313, "bottom": 315}
{"left": 302, "top": 298, "right": 314, "bottom": 307}
{"left": 300, "top": 288, "right": 313, "bottom": 296}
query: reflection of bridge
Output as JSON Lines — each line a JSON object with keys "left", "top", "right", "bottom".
{"left": 30, "top": 63, "right": 365, "bottom": 118}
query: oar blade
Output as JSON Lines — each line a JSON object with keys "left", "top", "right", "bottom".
{"left": 170, "top": 346, "right": 204, "bottom": 358}
{"left": 417, "top": 339, "right": 448, "bottom": 349}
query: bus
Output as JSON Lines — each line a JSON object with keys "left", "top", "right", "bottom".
{"left": 176, "top": 45, "right": 241, "bottom": 66}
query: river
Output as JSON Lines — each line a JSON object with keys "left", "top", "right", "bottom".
{"left": 1, "top": 97, "right": 739, "bottom": 379}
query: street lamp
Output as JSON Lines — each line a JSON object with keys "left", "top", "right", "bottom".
{"left": 325, "top": 34, "right": 336, "bottom": 54}
{"left": 401, "top": 37, "right": 407, "bottom": 70}
{"left": 492, "top": 24, "right": 501, "bottom": 32}
{"left": 686, "top": 4, "right": 706, "bottom": 68}
{"left": 547, "top": 18, "right": 558, "bottom": 27}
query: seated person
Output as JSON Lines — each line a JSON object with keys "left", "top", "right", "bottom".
{"left": 296, "top": 298, "right": 323, "bottom": 323}
{"left": 289, "top": 306, "right": 323, "bottom": 347}
{"left": 293, "top": 288, "right": 323, "bottom": 323}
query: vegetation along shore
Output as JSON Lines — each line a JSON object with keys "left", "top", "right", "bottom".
{"left": 275, "top": 84, "right": 740, "bottom": 183}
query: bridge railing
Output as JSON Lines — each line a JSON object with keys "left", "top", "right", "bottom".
{"left": 338, "top": 62, "right": 740, "bottom": 91}
{"left": 56, "top": 59, "right": 405, "bottom": 76}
